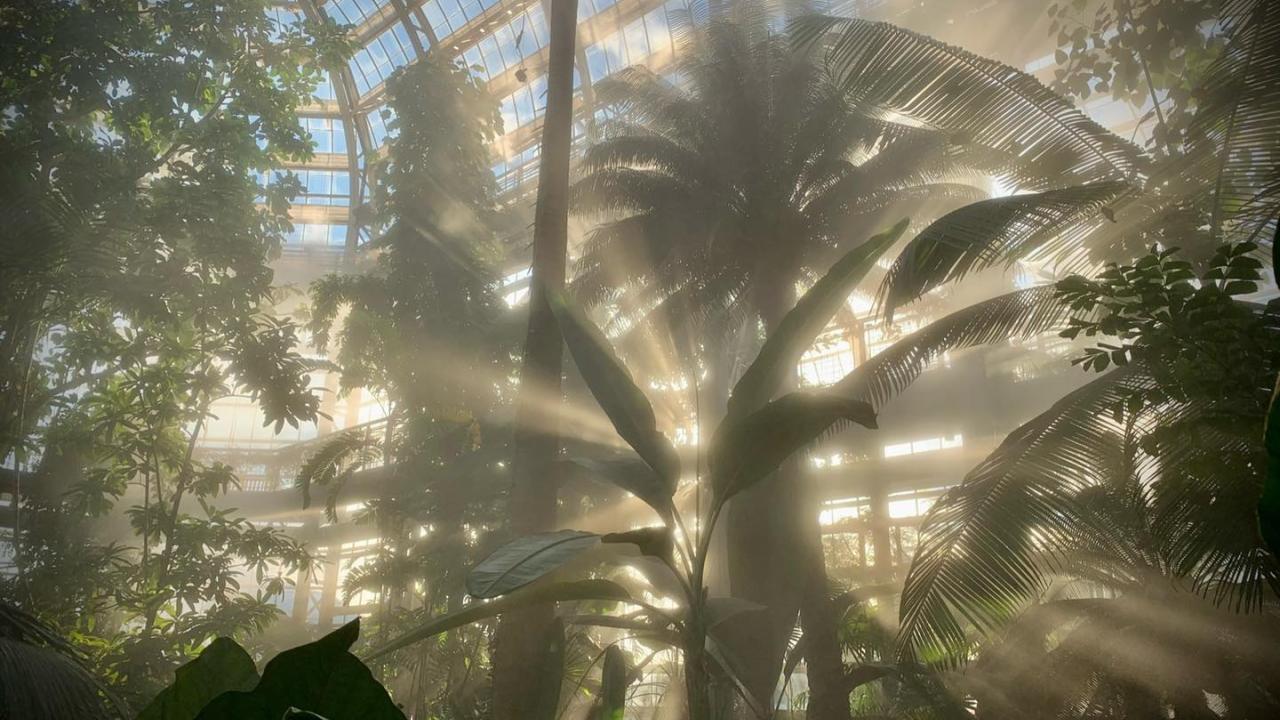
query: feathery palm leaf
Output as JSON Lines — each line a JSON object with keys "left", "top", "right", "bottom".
{"left": 1191, "top": 0, "right": 1280, "bottom": 244}
{"left": 897, "top": 365, "right": 1156, "bottom": 666}
{"left": 877, "top": 183, "right": 1132, "bottom": 316}
{"left": 791, "top": 16, "right": 1145, "bottom": 188}
{"left": 836, "top": 286, "right": 1083, "bottom": 410}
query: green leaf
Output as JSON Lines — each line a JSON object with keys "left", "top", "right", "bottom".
{"left": 727, "top": 219, "right": 908, "bottom": 419}
{"left": 711, "top": 392, "right": 877, "bottom": 501}
{"left": 705, "top": 633, "right": 769, "bottom": 719}
{"left": 366, "top": 580, "right": 632, "bottom": 660}
{"left": 878, "top": 183, "right": 1131, "bottom": 315}
{"left": 547, "top": 288, "right": 681, "bottom": 486}
{"left": 558, "top": 456, "right": 677, "bottom": 522}
{"left": 601, "top": 526, "right": 673, "bottom": 560}
{"left": 598, "top": 646, "right": 628, "bottom": 720}
{"left": 466, "top": 530, "right": 601, "bottom": 599}
{"left": 138, "top": 638, "right": 259, "bottom": 720}
{"left": 703, "top": 597, "right": 767, "bottom": 632}
{"left": 196, "top": 620, "right": 403, "bottom": 720}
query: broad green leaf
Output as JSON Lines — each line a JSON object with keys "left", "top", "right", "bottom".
{"left": 711, "top": 392, "right": 877, "bottom": 501}
{"left": 546, "top": 288, "right": 681, "bottom": 485}
{"left": 558, "top": 456, "right": 677, "bottom": 522}
{"left": 598, "top": 646, "right": 628, "bottom": 720}
{"left": 366, "top": 579, "right": 632, "bottom": 659}
{"left": 466, "top": 530, "right": 601, "bottom": 599}
{"left": 196, "top": 620, "right": 403, "bottom": 720}
{"left": 727, "top": 219, "right": 908, "bottom": 420}
{"left": 138, "top": 638, "right": 259, "bottom": 720}
{"left": 564, "top": 615, "right": 681, "bottom": 646}
{"left": 702, "top": 597, "right": 767, "bottom": 632}
{"left": 704, "top": 632, "right": 769, "bottom": 719}
{"left": 601, "top": 526, "right": 673, "bottom": 560}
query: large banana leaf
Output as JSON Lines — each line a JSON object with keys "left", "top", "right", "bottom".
{"left": 877, "top": 183, "right": 1130, "bottom": 316}
{"left": 197, "top": 620, "right": 402, "bottom": 720}
{"left": 711, "top": 392, "right": 877, "bottom": 501}
{"left": 466, "top": 530, "right": 601, "bottom": 599}
{"left": 791, "top": 16, "right": 1142, "bottom": 188}
{"left": 138, "top": 638, "right": 259, "bottom": 720}
{"left": 726, "top": 219, "right": 908, "bottom": 420}
{"left": 557, "top": 455, "right": 677, "bottom": 522}
{"left": 366, "top": 579, "right": 631, "bottom": 660}
{"left": 547, "top": 287, "right": 681, "bottom": 487}
{"left": 703, "top": 597, "right": 767, "bottom": 633}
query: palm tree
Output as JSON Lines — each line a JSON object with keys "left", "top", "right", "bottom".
{"left": 569, "top": 3, "right": 1136, "bottom": 712}
{"left": 492, "top": 0, "right": 584, "bottom": 716}
{"left": 893, "top": 241, "right": 1280, "bottom": 718}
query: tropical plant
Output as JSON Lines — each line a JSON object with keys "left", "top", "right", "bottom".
{"left": 0, "top": 601, "right": 127, "bottom": 719}
{"left": 0, "top": 0, "right": 352, "bottom": 706}
{"left": 1045, "top": 0, "right": 1226, "bottom": 155}
{"left": 363, "top": 221, "right": 911, "bottom": 720}
{"left": 895, "top": 240, "right": 1280, "bottom": 716}
{"left": 573, "top": 3, "right": 1141, "bottom": 712}
{"left": 302, "top": 52, "right": 513, "bottom": 717}
{"left": 136, "top": 618, "right": 402, "bottom": 720}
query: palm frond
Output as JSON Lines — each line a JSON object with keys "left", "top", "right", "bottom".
{"left": 836, "top": 286, "right": 1082, "bottom": 410}
{"left": 791, "top": 16, "right": 1144, "bottom": 187}
{"left": 897, "top": 365, "right": 1155, "bottom": 667}
{"left": 295, "top": 429, "right": 384, "bottom": 520}
{"left": 1190, "top": 0, "right": 1280, "bottom": 245}
{"left": 877, "top": 182, "right": 1132, "bottom": 315}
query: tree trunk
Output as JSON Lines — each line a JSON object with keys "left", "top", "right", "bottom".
{"left": 725, "top": 275, "right": 850, "bottom": 719}
{"left": 490, "top": 0, "right": 578, "bottom": 717}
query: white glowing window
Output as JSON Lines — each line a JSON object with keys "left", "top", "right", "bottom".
{"left": 819, "top": 505, "right": 861, "bottom": 525}
{"left": 911, "top": 437, "right": 941, "bottom": 454}
{"left": 888, "top": 499, "right": 918, "bottom": 519}
{"left": 884, "top": 442, "right": 913, "bottom": 458}
{"left": 799, "top": 338, "right": 856, "bottom": 387}
{"left": 884, "top": 434, "right": 963, "bottom": 458}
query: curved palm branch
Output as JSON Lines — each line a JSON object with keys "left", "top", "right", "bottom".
{"left": 791, "top": 16, "right": 1145, "bottom": 188}
{"left": 877, "top": 182, "right": 1133, "bottom": 316}
{"left": 1190, "top": 0, "right": 1280, "bottom": 244}
{"left": 896, "top": 365, "right": 1156, "bottom": 667}
{"left": 295, "top": 428, "right": 384, "bottom": 521}
{"left": 835, "top": 286, "right": 1083, "bottom": 410}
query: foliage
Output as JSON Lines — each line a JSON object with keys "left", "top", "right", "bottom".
{"left": 0, "top": 0, "right": 349, "bottom": 458}
{"left": 302, "top": 52, "right": 514, "bottom": 717}
{"left": 137, "top": 638, "right": 258, "bottom": 720}
{"left": 0, "top": 0, "right": 352, "bottom": 707}
{"left": 0, "top": 601, "right": 125, "bottom": 718}
{"left": 134, "top": 619, "right": 402, "bottom": 720}
{"left": 897, "top": 241, "right": 1280, "bottom": 715}
{"left": 369, "top": 218, "right": 901, "bottom": 719}
{"left": 1045, "top": 0, "right": 1225, "bottom": 153}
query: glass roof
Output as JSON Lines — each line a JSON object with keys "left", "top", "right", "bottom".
{"left": 277, "top": 0, "right": 716, "bottom": 252}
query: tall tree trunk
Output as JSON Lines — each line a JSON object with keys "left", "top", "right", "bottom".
{"left": 726, "top": 275, "right": 850, "bottom": 719}
{"left": 490, "top": 0, "right": 578, "bottom": 717}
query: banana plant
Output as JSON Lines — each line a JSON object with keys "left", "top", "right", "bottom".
{"left": 368, "top": 222, "right": 905, "bottom": 719}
